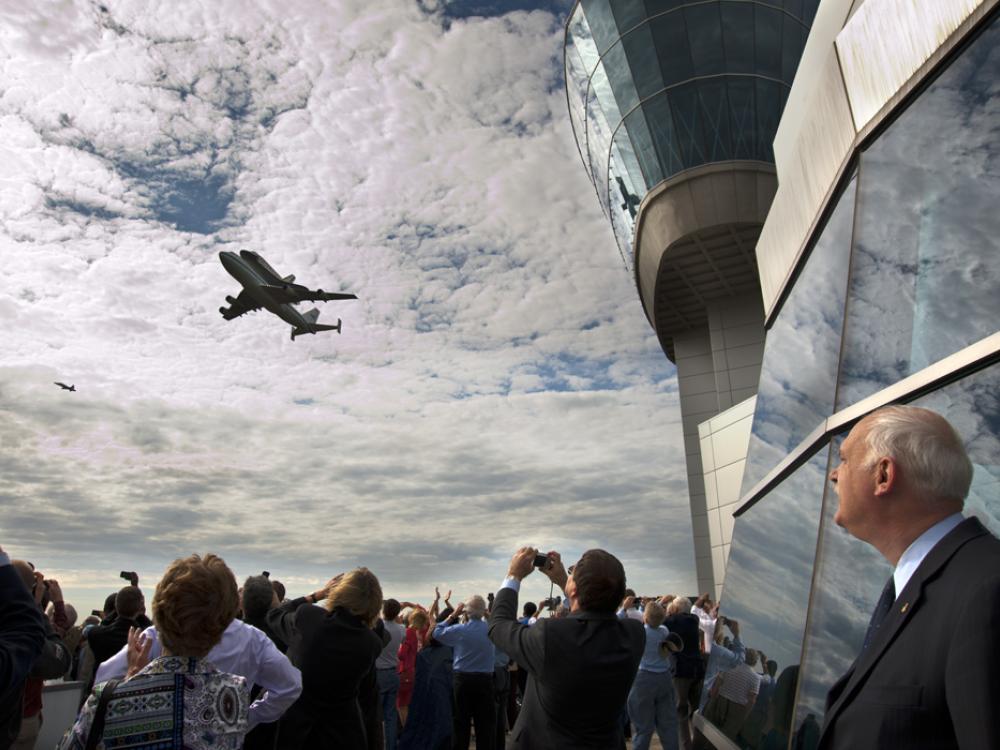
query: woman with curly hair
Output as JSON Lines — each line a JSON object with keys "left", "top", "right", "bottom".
{"left": 267, "top": 568, "right": 385, "bottom": 749}
{"left": 60, "top": 554, "right": 249, "bottom": 750}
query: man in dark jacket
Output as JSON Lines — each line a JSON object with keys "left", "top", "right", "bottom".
{"left": 8, "top": 559, "right": 70, "bottom": 750}
{"left": 488, "top": 547, "right": 644, "bottom": 750}
{"left": 0, "top": 546, "right": 46, "bottom": 750}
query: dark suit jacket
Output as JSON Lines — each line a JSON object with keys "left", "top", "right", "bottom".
{"left": 819, "top": 516, "right": 1000, "bottom": 750}
{"left": 267, "top": 599, "right": 384, "bottom": 750}
{"left": 488, "top": 585, "right": 644, "bottom": 750}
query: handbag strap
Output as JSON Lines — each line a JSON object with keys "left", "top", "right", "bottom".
{"left": 84, "top": 678, "right": 121, "bottom": 750}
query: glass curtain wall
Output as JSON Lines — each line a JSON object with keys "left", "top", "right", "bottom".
{"left": 704, "top": 12, "right": 1000, "bottom": 749}
{"left": 564, "top": 0, "right": 818, "bottom": 271}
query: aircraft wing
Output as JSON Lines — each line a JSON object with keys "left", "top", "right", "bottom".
{"left": 258, "top": 284, "right": 357, "bottom": 305}
{"left": 219, "top": 290, "right": 262, "bottom": 320}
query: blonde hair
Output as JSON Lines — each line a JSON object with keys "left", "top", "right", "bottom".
{"left": 153, "top": 554, "right": 238, "bottom": 658}
{"left": 409, "top": 609, "right": 430, "bottom": 632}
{"left": 325, "top": 568, "right": 383, "bottom": 626}
{"left": 643, "top": 601, "right": 666, "bottom": 628}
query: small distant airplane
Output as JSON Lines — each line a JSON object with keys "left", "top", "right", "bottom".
{"left": 218, "top": 250, "right": 357, "bottom": 340}
{"left": 54, "top": 382, "right": 76, "bottom": 392}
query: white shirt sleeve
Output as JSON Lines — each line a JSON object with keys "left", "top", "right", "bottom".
{"left": 94, "top": 625, "right": 161, "bottom": 683}
{"left": 246, "top": 629, "right": 302, "bottom": 729}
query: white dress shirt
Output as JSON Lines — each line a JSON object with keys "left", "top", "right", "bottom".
{"left": 893, "top": 512, "right": 965, "bottom": 599}
{"left": 95, "top": 618, "right": 302, "bottom": 729}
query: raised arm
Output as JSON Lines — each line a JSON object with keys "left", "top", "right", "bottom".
{"left": 487, "top": 547, "right": 547, "bottom": 675}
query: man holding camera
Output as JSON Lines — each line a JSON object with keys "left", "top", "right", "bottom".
{"left": 488, "top": 547, "right": 644, "bottom": 749}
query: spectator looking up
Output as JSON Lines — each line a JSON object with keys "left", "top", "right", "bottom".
{"left": 433, "top": 595, "right": 496, "bottom": 750}
{"left": 619, "top": 599, "right": 679, "bottom": 750}
{"left": 489, "top": 547, "right": 644, "bottom": 750}
{"left": 60, "top": 553, "right": 251, "bottom": 750}
{"left": 266, "top": 568, "right": 386, "bottom": 748}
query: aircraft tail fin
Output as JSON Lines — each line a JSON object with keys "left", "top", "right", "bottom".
{"left": 282, "top": 274, "right": 295, "bottom": 283}
{"left": 302, "top": 308, "right": 321, "bottom": 324}
{"left": 290, "top": 319, "right": 342, "bottom": 341}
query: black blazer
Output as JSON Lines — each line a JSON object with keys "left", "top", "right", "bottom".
{"left": 267, "top": 599, "right": 384, "bottom": 750}
{"left": 819, "top": 516, "right": 1000, "bottom": 750}
{"left": 488, "top": 585, "right": 644, "bottom": 750}
{"left": 87, "top": 616, "right": 143, "bottom": 671}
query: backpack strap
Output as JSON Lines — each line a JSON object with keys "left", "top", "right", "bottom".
{"left": 84, "top": 679, "right": 121, "bottom": 750}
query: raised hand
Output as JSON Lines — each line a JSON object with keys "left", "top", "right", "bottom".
{"left": 125, "top": 627, "right": 153, "bottom": 678}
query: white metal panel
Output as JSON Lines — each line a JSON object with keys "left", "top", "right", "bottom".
{"left": 836, "top": 0, "right": 983, "bottom": 131}
{"left": 757, "top": 47, "right": 857, "bottom": 315}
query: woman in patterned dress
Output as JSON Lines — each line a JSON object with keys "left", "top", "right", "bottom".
{"left": 60, "top": 553, "right": 250, "bottom": 750}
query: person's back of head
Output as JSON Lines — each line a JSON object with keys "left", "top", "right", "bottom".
{"left": 572, "top": 549, "right": 626, "bottom": 614}
{"left": 242, "top": 575, "right": 274, "bottom": 620}
{"left": 326, "top": 568, "right": 383, "bottom": 627}
{"left": 383, "top": 598, "right": 401, "bottom": 622}
{"left": 522, "top": 601, "right": 537, "bottom": 618}
{"left": 116, "top": 586, "right": 144, "bottom": 620}
{"left": 665, "top": 594, "right": 692, "bottom": 615}
{"left": 643, "top": 601, "right": 665, "bottom": 628}
{"left": 465, "top": 595, "right": 486, "bottom": 620}
{"left": 271, "top": 579, "right": 286, "bottom": 602}
{"left": 103, "top": 592, "right": 118, "bottom": 618}
{"left": 153, "top": 553, "right": 239, "bottom": 658}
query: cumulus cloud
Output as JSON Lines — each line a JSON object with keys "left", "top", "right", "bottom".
{"left": 0, "top": 0, "right": 695, "bottom": 610}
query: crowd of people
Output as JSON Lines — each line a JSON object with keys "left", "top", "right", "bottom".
{"left": 0, "top": 542, "right": 742, "bottom": 750}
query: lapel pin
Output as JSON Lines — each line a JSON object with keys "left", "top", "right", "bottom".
{"left": 900, "top": 602, "right": 909, "bottom": 614}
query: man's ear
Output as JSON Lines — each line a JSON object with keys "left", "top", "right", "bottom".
{"left": 873, "top": 457, "right": 896, "bottom": 496}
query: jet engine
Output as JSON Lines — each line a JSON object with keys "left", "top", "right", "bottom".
{"left": 226, "top": 295, "right": 238, "bottom": 305}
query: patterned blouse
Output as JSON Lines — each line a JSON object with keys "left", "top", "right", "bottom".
{"left": 59, "top": 655, "right": 249, "bottom": 750}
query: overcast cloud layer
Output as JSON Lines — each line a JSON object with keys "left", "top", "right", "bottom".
{"left": 0, "top": 0, "right": 695, "bottom": 612}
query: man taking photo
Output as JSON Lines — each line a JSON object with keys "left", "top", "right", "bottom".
{"left": 488, "top": 547, "right": 644, "bottom": 749}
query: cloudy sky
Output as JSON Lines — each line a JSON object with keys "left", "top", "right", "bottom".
{"left": 0, "top": 0, "right": 695, "bottom": 612}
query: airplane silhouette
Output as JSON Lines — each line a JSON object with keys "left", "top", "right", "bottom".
{"left": 54, "top": 382, "right": 76, "bottom": 392}
{"left": 219, "top": 250, "right": 357, "bottom": 340}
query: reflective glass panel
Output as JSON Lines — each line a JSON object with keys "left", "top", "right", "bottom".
{"left": 626, "top": 103, "right": 666, "bottom": 186}
{"left": 700, "top": 445, "right": 830, "bottom": 748}
{"left": 781, "top": 14, "right": 805, "bottom": 83}
{"left": 581, "top": 0, "right": 620, "bottom": 54}
{"left": 721, "top": 2, "right": 755, "bottom": 75}
{"left": 670, "top": 83, "right": 707, "bottom": 169}
{"left": 754, "top": 4, "right": 783, "bottom": 79}
{"left": 754, "top": 78, "right": 784, "bottom": 161}
{"left": 650, "top": 13, "right": 693, "bottom": 89}
{"left": 685, "top": 4, "right": 725, "bottom": 76}
{"left": 727, "top": 77, "right": 756, "bottom": 159}
{"left": 698, "top": 78, "right": 733, "bottom": 162}
{"left": 621, "top": 22, "right": 664, "bottom": 100}
{"left": 836, "top": 16, "right": 1000, "bottom": 409}
{"left": 792, "top": 363, "right": 1000, "bottom": 748}
{"left": 740, "top": 177, "right": 857, "bottom": 496}
{"left": 602, "top": 41, "right": 639, "bottom": 114}
{"left": 611, "top": 0, "right": 647, "bottom": 33}
{"left": 586, "top": 62, "right": 621, "bottom": 214}
{"left": 565, "top": 9, "right": 596, "bottom": 182}
{"left": 641, "top": 91, "right": 681, "bottom": 179}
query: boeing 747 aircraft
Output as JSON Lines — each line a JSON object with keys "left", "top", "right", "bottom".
{"left": 219, "top": 250, "right": 357, "bottom": 340}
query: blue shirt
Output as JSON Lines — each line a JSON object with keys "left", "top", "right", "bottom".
{"left": 432, "top": 618, "right": 495, "bottom": 674}
{"left": 637, "top": 624, "right": 672, "bottom": 674}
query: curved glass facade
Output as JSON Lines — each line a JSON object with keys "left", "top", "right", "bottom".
{"left": 565, "top": 0, "right": 818, "bottom": 269}
{"left": 704, "top": 13, "right": 1000, "bottom": 749}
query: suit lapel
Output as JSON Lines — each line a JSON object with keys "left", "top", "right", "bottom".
{"left": 822, "top": 517, "right": 987, "bottom": 732}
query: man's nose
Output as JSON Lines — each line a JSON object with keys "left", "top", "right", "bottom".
{"left": 829, "top": 467, "right": 838, "bottom": 483}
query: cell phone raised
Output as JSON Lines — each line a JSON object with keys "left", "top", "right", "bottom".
{"left": 533, "top": 553, "right": 549, "bottom": 568}
{"left": 120, "top": 571, "right": 139, "bottom": 587}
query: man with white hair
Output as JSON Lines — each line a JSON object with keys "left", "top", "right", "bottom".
{"left": 433, "top": 594, "right": 496, "bottom": 750}
{"left": 818, "top": 405, "right": 1000, "bottom": 749}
